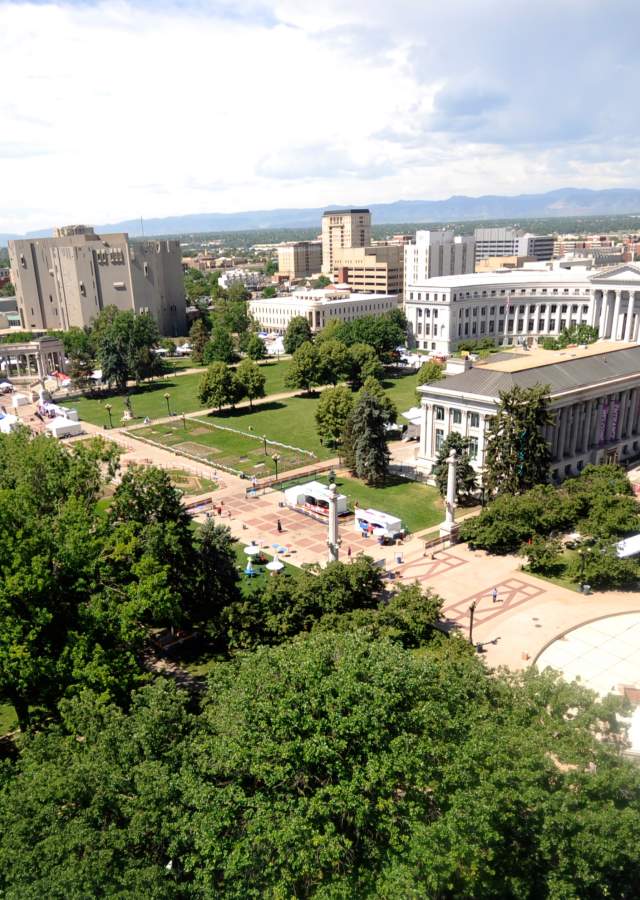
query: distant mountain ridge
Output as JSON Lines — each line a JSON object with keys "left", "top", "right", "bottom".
{"left": 3, "top": 187, "right": 640, "bottom": 242}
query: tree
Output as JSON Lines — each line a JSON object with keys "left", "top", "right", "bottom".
{"left": 346, "top": 389, "right": 390, "bottom": 485}
{"left": 189, "top": 318, "right": 210, "bottom": 364}
{"left": 348, "top": 342, "right": 383, "bottom": 389}
{"left": 203, "top": 328, "right": 236, "bottom": 364}
{"left": 261, "top": 285, "right": 277, "bottom": 298}
{"left": 359, "top": 375, "right": 398, "bottom": 424}
{"left": 235, "top": 358, "right": 266, "bottom": 409}
{"left": 565, "top": 541, "right": 639, "bottom": 589}
{"left": 283, "top": 315, "right": 312, "bottom": 354}
{"left": 431, "top": 432, "right": 477, "bottom": 501}
{"left": 94, "top": 308, "right": 162, "bottom": 392}
{"left": 315, "top": 385, "right": 354, "bottom": 447}
{"left": 335, "top": 309, "right": 407, "bottom": 359}
{"left": 244, "top": 332, "right": 266, "bottom": 360}
{"left": 311, "top": 274, "right": 332, "bottom": 288}
{"left": 226, "top": 281, "right": 250, "bottom": 303}
{"left": 316, "top": 338, "right": 351, "bottom": 386}
{"left": 484, "top": 384, "right": 554, "bottom": 496}
{"left": 518, "top": 535, "right": 563, "bottom": 575}
{"left": 198, "top": 361, "right": 237, "bottom": 410}
{"left": 415, "top": 359, "right": 444, "bottom": 398}
{"left": 284, "top": 341, "right": 320, "bottom": 394}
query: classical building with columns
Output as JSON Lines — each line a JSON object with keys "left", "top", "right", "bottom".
{"left": 0, "top": 335, "right": 66, "bottom": 382}
{"left": 417, "top": 342, "right": 640, "bottom": 484}
{"left": 405, "top": 262, "right": 640, "bottom": 355}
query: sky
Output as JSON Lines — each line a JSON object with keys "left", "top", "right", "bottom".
{"left": 1, "top": 0, "right": 639, "bottom": 233}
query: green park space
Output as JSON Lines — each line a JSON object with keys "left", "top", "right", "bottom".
{"left": 0, "top": 702, "right": 17, "bottom": 737}
{"left": 134, "top": 397, "right": 333, "bottom": 476}
{"left": 60, "top": 358, "right": 294, "bottom": 427}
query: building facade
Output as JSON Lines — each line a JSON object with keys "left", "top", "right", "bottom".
{"left": 474, "top": 227, "right": 554, "bottom": 262}
{"left": 332, "top": 245, "right": 403, "bottom": 294}
{"left": 321, "top": 209, "right": 371, "bottom": 274}
{"left": 404, "top": 231, "right": 475, "bottom": 295}
{"left": 416, "top": 344, "right": 640, "bottom": 484}
{"left": 248, "top": 287, "right": 399, "bottom": 334}
{"left": 277, "top": 241, "right": 323, "bottom": 280}
{"left": 404, "top": 262, "right": 640, "bottom": 355}
{"left": 9, "top": 226, "right": 186, "bottom": 335}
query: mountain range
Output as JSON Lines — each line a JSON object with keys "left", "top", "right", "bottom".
{"left": 3, "top": 187, "right": 640, "bottom": 242}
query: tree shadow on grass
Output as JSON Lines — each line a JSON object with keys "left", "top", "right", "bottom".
{"left": 87, "top": 379, "right": 181, "bottom": 400}
{"left": 207, "top": 401, "right": 288, "bottom": 421}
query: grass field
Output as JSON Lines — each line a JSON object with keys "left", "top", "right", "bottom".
{"left": 61, "top": 358, "right": 294, "bottom": 427}
{"left": 280, "top": 471, "right": 443, "bottom": 534}
{"left": 135, "top": 397, "right": 333, "bottom": 476}
{"left": 0, "top": 702, "right": 17, "bottom": 737}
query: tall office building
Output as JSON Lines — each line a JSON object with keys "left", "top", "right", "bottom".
{"left": 332, "top": 245, "right": 403, "bottom": 295}
{"left": 277, "top": 241, "right": 323, "bottom": 279}
{"left": 321, "top": 209, "right": 371, "bottom": 274}
{"left": 9, "top": 226, "right": 186, "bottom": 335}
{"left": 404, "top": 230, "right": 475, "bottom": 288}
{"left": 474, "top": 227, "right": 554, "bottom": 263}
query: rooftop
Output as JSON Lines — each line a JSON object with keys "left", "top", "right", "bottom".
{"left": 421, "top": 342, "right": 640, "bottom": 400}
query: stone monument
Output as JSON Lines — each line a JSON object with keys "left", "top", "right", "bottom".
{"left": 439, "top": 448, "right": 460, "bottom": 542}
{"left": 326, "top": 482, "right": 341, "bottom": 562}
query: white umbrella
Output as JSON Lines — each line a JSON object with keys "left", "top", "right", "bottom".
{"left": 266, "top": 555, "right": 284, "bottom": 572}
{"left": 244, "top": 544, "right": 261, "bottom": 557}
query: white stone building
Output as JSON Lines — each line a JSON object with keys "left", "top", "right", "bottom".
{"left": 404, "top": 262, "right": 640, "bottom": 355}
{"left": 248, "top": 287, "right": 399, "bottom": 334}
{"left": 403, "top": 230, "right": 475, "bottom": 293}
{"left": 417, "top": 342, "right": 640, "bottom": 485}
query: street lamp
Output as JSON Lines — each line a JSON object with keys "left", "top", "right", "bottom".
{"left": 182, "top": 413, "right": 187, "bottom": 430}
{"left": 578, "top": 548, "right": 586, "bottom": 589}
{"left": 272, "top": 453, "right": 281, "bottom": 481}
{"left": 263, "top": 433, "right": 268, "bottom": 455}
{"left": 164, "top": 392, "right": 172, "bottom": 416}
{"left": 105, "top": 403, "right": 113, "bottom": 429}
{"left": 468, "top": 599, "right": 477, "bottom": 645}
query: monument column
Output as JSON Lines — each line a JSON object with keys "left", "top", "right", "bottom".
{"left": 326, "top": 483, "right": 341, "bottom": 563}
{"left": 439, "top": 450, "right": 459, "bottom": 542}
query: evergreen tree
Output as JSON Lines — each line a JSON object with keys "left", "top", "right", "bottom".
{"left": 189, "top": 319, "right": 210, "bottom": 364}
{"left": 484, "top": 384, "right": 554, "bottom": 496}
{"left": 431, "top": 432, "right": 478, "bottom": 500}
{"left": 347, "top": 389, "right": 390, "bottom": 485}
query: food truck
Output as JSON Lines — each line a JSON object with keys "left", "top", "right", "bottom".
{"left": 354, "top": 507, "right": 404, "bottom": 540}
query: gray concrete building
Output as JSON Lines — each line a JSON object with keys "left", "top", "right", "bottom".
{"left": 474, "top": 227, "right": 554, "bottom": 263}
{"left": 8, "top": 225, "right": 186, "bottom": 335}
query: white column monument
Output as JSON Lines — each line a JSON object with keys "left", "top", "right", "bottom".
{"left": 439, "top": 449, "right": 459, "bottom": 542}
{"left": 327, "top": 482, "right": 341, "bottom": 563}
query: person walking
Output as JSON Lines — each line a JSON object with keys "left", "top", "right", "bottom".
{"left": 347, "top": 546, "right": 352, "bottom": 559}
{"left": 492, "top": 587, "right": 498, "bottom": 604}
{"left": 277, "top": 519, "right": 283, "bottom": 533}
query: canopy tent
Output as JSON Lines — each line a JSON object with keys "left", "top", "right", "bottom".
{"left": 354, "top": 507, "right": 403, "bottom": 539}
{"left": 283, "top": 480, "right": 348, "bottom": 517}
{"left": 0, "top": 412, "right": 19, "bottom": 434}
{"left": 616, "top": 534, "right": 640, "bottom": 558}
{"left": 46, "top": 416, "right": 82, "bottom": 438}
{"left": 400, "top": 407, "right": 423, "bottom": 426}
{"left": 41, "top": 402, "right": 79, "bottom": 421}
{"left": 244, "top": 544, "right": 261, "bottom": 557}
{"left": 11, "top": 393, "right": 29, "bottom": 408}
{"left": 0, "top": 381, "right": 12, "bottom": 393}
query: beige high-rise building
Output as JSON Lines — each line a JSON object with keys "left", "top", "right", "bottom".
{"left": 277, "top": 241, "right": 323, "bottom": 279}
{"left": 332, "top": 245, "right": 403, "bottom": 295}
{"left": 9, "top": 226, "right": 186, "bottom": 335}
{"left": 321, "top": 208, "right": 371, "bottom": 274}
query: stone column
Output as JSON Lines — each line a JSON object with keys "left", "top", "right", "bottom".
{"left": 611, "top": 291, "right": 622, "bottom": 340}
{"left": 615, "top": 392, "right": 627, "bottom": 441}
{"left": 599, "top": 293, "right": 609, "bottom": 338}
{"left": 557, "top": 407, "right": 570, "bottom": 458}
{"left": 625, "top": 293, "right": 635, "bottom": 342}
{"left": 581, "top": 399, "right": 594, "bottom": 452}
{"left": 551, "top": 407, "right": 563, "bottom": 459}
{"left": 569, "top": 404, "right": 581, "bottom": 458}
{"left": 591, "top": 293, "right": 601, "bottom": 329}
{"left": 477, "top": 414, "right": 487, "bottom": 466}
{"left": 423, "top": 403, "right": 434, "bottom": 461}
{"left": 439, "top": 450, "right": 459, "bottom": 541}
{"left": 326, "top": 483, "right": 341, "bottom": 563}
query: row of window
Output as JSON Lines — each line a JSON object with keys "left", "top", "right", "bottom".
{"left": 433, "top": 407, "right": 480, "bottom": 428}
{"left": 407, "top": 287, "right": 592, "bottom": 302}
{"left": 434, "top": 428, "right": 479, "bottom": 459}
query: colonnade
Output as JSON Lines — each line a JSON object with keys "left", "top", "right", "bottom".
{"left": 594, "top": 289, "right": 640, "bottom": 341}
{"left": 0, "top": 340, "right": 66, "bottom": 381}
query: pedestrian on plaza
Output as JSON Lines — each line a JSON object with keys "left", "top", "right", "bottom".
{"left": 368, "top": 522, "right": 374, "bottom": 538}
{"left": 277, "top": 519, "right": 283, "bottom": 533}
{"left": 347, "top": 546, "right": 352, "bottom": 559}
{"left": 492, "top": 587, "right": 498, "bottom": 603}
{"left": 217, "top": 505, "right": 222, "bottom": 516}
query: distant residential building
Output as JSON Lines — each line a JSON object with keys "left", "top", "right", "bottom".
{"left": 332, "top": 245, "right": 404, "bottom": 295}
{"left": 474, "top": 227, "right": 554, "bottom": 262}
{"left": 321, "top": 209, "right": 371, "bottom": 274}
{"left": 277, "top": 241, "right": 323, "bottom": 279}
{"left": 0, "top": 266, "right": 10, "bottom": 286}
{"left": 182, "top": 254, "right": 220, "bottom": 272}
{"left": 219, "top": 268, "right": 265, "bottom": 291}
{"left": 248, "top": 287, "right": 399, "bottom": 334}
{"left": 9, "top": 226, "right": 186, "bottom": 335}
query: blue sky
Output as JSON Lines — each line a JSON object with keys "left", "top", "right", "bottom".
{"left": 1, "top": 0, "right": 639, "bottom": 232}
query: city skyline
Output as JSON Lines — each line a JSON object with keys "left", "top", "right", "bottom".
{"left": 2, "top": 0, "right": 640, "bottom": 233}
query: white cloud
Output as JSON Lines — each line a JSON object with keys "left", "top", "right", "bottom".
{"left": 1, "top": 0, "right": 639, "bottom": 232}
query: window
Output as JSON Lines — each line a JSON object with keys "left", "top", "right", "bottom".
{"left": 469, "top": 412, "right": 480, "bottom": 428}
{"left": 417, "top": 307, "right": 422, "bottom": 317}
{"left": 434, "top": 406, "right": 444, "bottom": 421}
{"left": 435, "top": 429, "right": 445, "bottom": 451}
{"left": 452, "top": 409, "right": 462, "bottom": 424}
{"left": 468, "top": 437, "right": 479, "bottom": 460}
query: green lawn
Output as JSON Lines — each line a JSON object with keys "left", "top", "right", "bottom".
{"left": 0, "top": 702, "right": 17, "bottom": 737}
{"left": 134, "top": 396, "right": 333, "bottom": 476}
{"left": 382, "top": 371, "right": 420, "bottom": 415}
{"left": 281, "top": 472, "right": 443, "bottom": 534}
{"left": 61, "top": 359, "right": 293, "bottom": 427}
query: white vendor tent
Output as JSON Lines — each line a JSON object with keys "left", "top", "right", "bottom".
{"left": 400, "top": 406, "right": 423, "bottom": 426}
{"left": 0, "top": 412, "right": 19, "bottom": 434}
{"left": 354, "top": 507, "right": 403, "bottom": 539}
{"left": 46, "top": 416, "right": 82, "bottom": 438}
{"left": 616, "top": 534, "right": 640, "bottom": 558}
{"left": 42, "top": 402, "right": 79, "bottom": 421}
{"left": 11, "top": 393, "right": 29, "bottom": 408}
{"left": 284, "top": 480, "right": 348, "bottom": 516}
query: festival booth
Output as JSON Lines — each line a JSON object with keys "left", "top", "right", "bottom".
{"left": 354, "top": 507, "right": 404, "bottom": 540}
{"left": 284, "top": 480, "right": 348, "bottom": 518}
{"left": 40, "top": 402, "right": 79, "bottom": 421}
{"left": 616, "top": 534, "right": 640, "bottom": 559}
{"left": 0, "top": 381, "right": 12, "bottom": 394}
{"left": 0, "top": 412, "right": 19, "bottom": 434}
{"left": 11, "top": 393, "right": 29, "bottom": 408}
{"left": 46, "top": 416, "right": 82, "bottom": 438}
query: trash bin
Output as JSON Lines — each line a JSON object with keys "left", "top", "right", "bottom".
{"left": 582, "top": 583, "right": 591, "bottom": 595}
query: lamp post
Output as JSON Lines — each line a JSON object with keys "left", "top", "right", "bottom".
{"left": 263, "top": 433, "right": 268, "bottom": 455}
{"left": 182, "top": 413, "right": 187, "bottom": 430}
{"left": 272, "top": 453, "right": 280, "bottom": 481}
{"left": 468, "top": 599, "right": 477, "bottom": 645}
{"left": 105, "top": 403, "right": 113, "bottom": 429}
{"left": 164, "top": 392, "right": 172, "bottom": 416}
{"left": 578, "top": 548, "right": 585, "bottom": 589}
